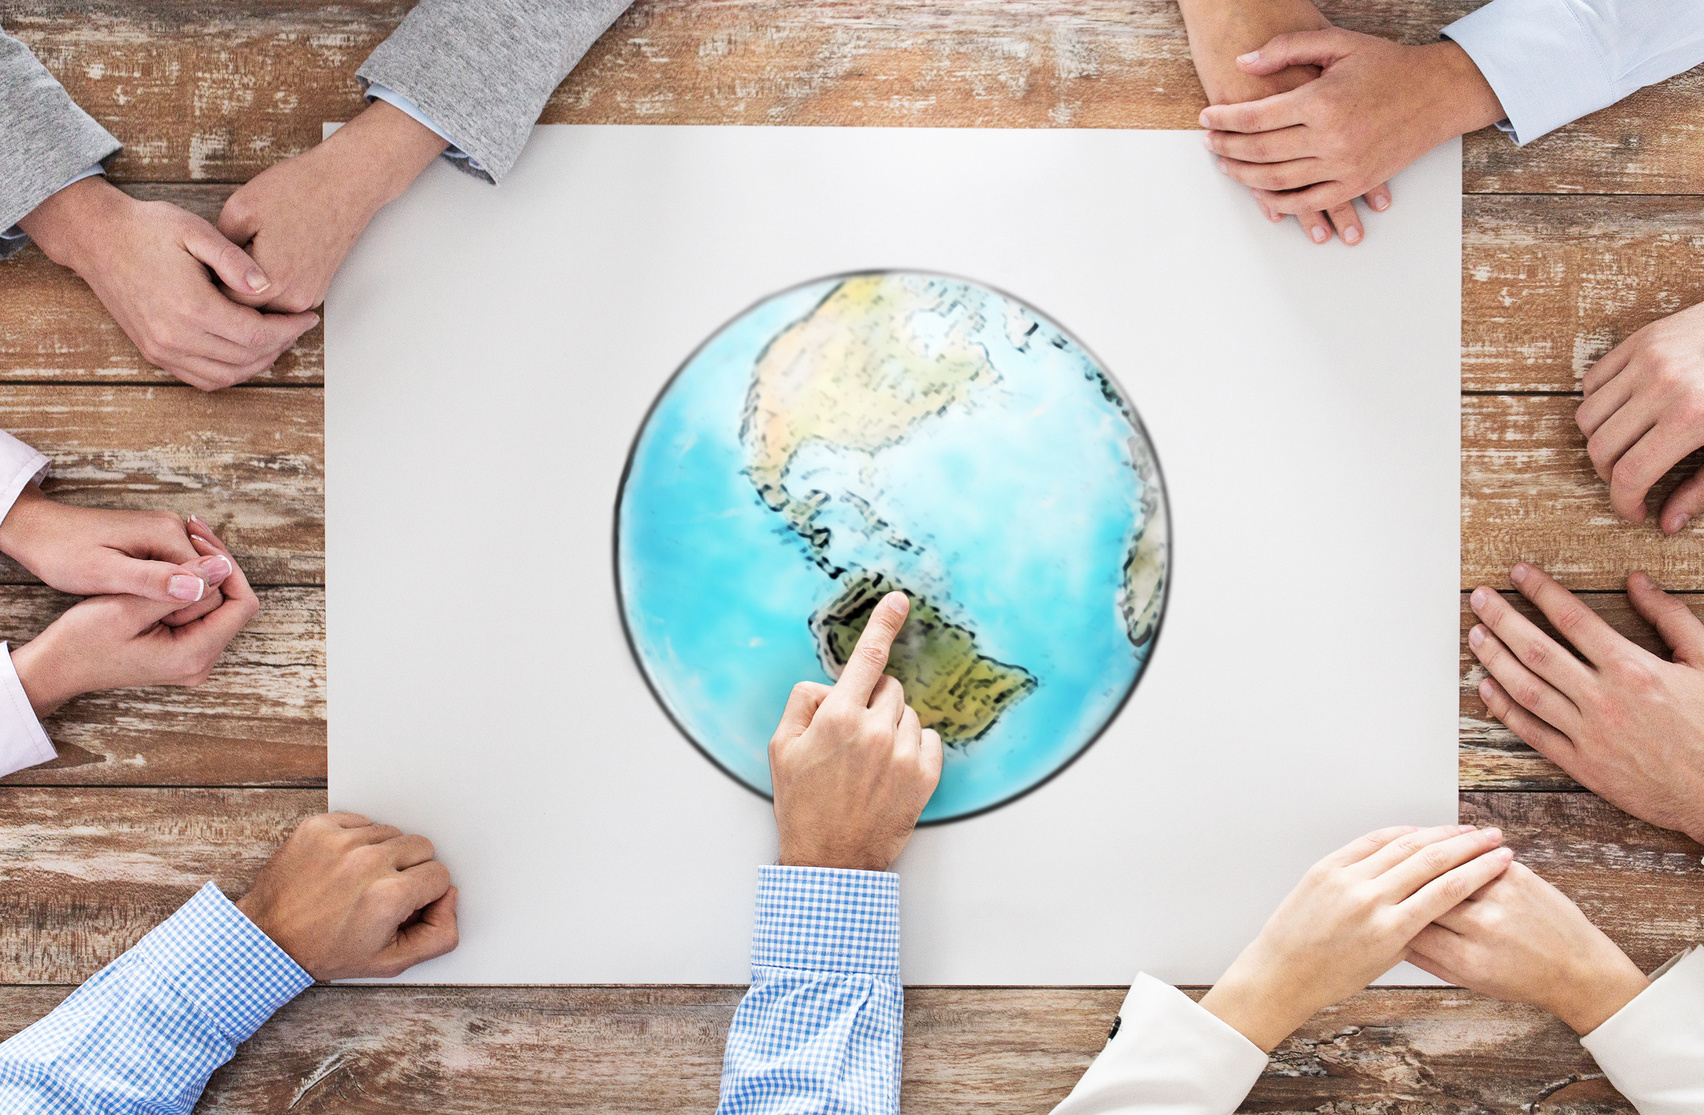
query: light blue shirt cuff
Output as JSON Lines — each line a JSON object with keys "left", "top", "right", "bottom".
{"left": 365, "top": 83, "right": 485, "bottom": 175}
{"left": 1443, "top": 0, "right": 1704, "bottom": 146}
{"left": 125, "top": 881, "right": 314, "bottom": 1043}
{"left": 751, "top": 865, "right": 900, "bottom": 976}
{"left": 2, "top": 164, "right": 105, "bottom": 242}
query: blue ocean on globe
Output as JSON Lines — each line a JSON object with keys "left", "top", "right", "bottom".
{"left": 617, "top": 272, "right": 1169, "bottom": 822}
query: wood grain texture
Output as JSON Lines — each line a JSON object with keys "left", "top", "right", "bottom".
{"left": 1464, "top": 197, "right": 1704, "bottom": 393}
{"left": 1464, "top": 394, "right": 1704, "bottom": 590}
{"left": 4, "top": 0, "right": 1701, "bottom": 192}
{"left": 0, "top": 385, "right": 322, "bottom": 585}
{"left": 0, "top": 587, "right": 324, "bottom": 787}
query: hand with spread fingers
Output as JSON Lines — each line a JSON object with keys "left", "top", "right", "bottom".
{"left": 769, "top": 590, "right": 944, "bottom": 871}
{"left": 1199, "top": 823, "right": 1513, "bottom": 1051}
{"left": 15, "top": 176, "right": 319, "bottom": 391}
{"left": 1408, "top": 860, "right": 1649, "bottom": 1036}
{"left": 1467, "top": 562, "right": 1704, "bottom": 842}
{"left": 7, "top": 518, "right": 261, "bottom": 717}
{"left": 1576, "top": 301, "right": 1704, "bottom": 532}
{"left": 1198, "top": 29, "right": 1504, "bottom": 220}
{"left": 0, "top": 485, "right": 232, "bottom": 605}
{"left": 237, "top": 811, "right": 459, "bottom": 980}
{"left": 1177, "top": 0, "right": 1390, "bottom": 245}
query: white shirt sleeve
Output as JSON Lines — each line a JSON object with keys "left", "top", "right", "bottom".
{"left": 0, "top": 429, "right": 49, "bottom": 525}
{"left": 1048, "top": 974, "right": 1270, "bottom": 1115}
{"left": 1441, "top": 0, "right": 1704, "bottom": 146}
{"left": 1579, "top": 946, "right": 1704, "bottom": 1115}
{"left": 0, "top": 643, "right": 53, "bottom": 777}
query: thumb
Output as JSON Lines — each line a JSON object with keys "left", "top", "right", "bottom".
{"left": 182, "top": 216, "right": 272, "bottom": 297}
{"left": 1238, "top": 28, "right": 1357, "bottom": 75}
{"left": 1659, "top": 462, "right": 1704, "bottom": 535}
{"left": 385, "top": 886, "right": 460, "bottom": 972}
{"left": 92, "top": 547, "right": 234, "bottom": 604}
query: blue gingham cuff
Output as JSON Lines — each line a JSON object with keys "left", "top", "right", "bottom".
{"left": 127, "top": 882, "right": 314, "bottom": 1043}
{"left": 752, "top": 865, "right": 899, "bottom": 976}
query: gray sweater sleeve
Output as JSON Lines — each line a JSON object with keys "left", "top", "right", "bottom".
{"left": 0, "top": 24, "right": 120, "bottom": 259}
{"left": 355, "top": 0, "right": 633, "bottom": 185}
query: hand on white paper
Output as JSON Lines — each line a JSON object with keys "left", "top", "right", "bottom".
{"left": 1197, "top": 824, "right": 1513, "bottom": 1051}
{"left": 769, "top": 591, "right": 944, "bottom": 871}
{"left": 0, "top": 485, "right": 232, "bottom": 605}
{"left": 1408, "top": 860, "right": 1648, "bottom": 1035}
{"left": 218, "top": 101, "right": 449, "bottom": 315}
{"left": 1468, "top": 563, "right": 1704, "bottom": 843}
{"left": 8, "top": 519, "right": 259, "bottom": 717}
{"left": 1176, "top": 0, "right": 1386, "bottom": 244}
{"left": 16, "top": 177, "right": 318, "bottom": 391}
{"left": 1576, "top": 301, "right": 1704, "bottom": 531}
{"left": 1199, "top": 31, "right": 1504, "bottom": 218}
{"left": 238, "top": 811, "right": 459, "bottom": 980}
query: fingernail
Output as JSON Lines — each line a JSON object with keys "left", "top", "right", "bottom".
{"left": 1457, "top": 824, "right": 1477, "bottom": 833}
{"left": 1510, "top": 564, "right": 1529, "bottom": 586}
{"left": 246, "top": 268, "right": 271, "bottom": 294}
{"left": 1471, "top": 586, "right": 1491, "bottom": 610}
{"left": 1479, "top": 678, "right": 1495, "bottom": 701}
{"left": 1671, "top": 515, "right": 1691, "bottom": 534}
{"left": 168, "top": 574, "right": 206, "bottom": 602}
{"left": 1198, "top": 111, "right": 1210, "bottom": 129}
{"left": 1342, "top": 225, "right": 1362, "bottom": 245}
{"left": 1217, "top": 160, "right": 1230, "bottom": 176}
{"left": 194, "top": 554, "right": 233, "bottom": 584}
{"left": 1203, "top": 133, "right": 1214, "bottom": 152}
{"left": 189, "top": 514, "right": 208, "bottom": 528}
{"left": 1483, "top": 827, "right": 1502, "bottom": 840}
{"left": 1238, "top": 50, "right": 1260, "bottom": 64}
{"left": 1370, "top": 192, "right": 1390, "bottom": 212}
{"left": 1468, "top": 625, "right": 1485, "bottom": 648}
{"left": 1496, "top": 846, "right": 1514, "bottom": 860}
{"left": 1310, "top": 225, "right": 1329, "bottom": 243}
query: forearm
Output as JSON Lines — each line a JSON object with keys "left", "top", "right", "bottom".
{"left": 1174, "top": 0, "right": 1329, "bottom": 104}
{"left": 717, "top": 866, "right": 902, "bottom": 1114}
{"left": 1580, "top": 947, "right": 1704, "bottom": 1115}
{"left": 322, "top": 100, "right": 449, "bottom": 214}
{"left": 0, "top": 883, "right": 311, "bottom": 1114}
{"left": 0, "top": 26, "right": 120, "bottom": 247}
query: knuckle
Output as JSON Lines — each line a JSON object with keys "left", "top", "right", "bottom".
{"left": 1518, "top": 639, "right": 1552, "bottom": 671}
{"left": 1551, "top": 602, "right": 1592, "bottom": 637}
{"left": 1511, "top": 678, "right": 1547, "bottom": 709}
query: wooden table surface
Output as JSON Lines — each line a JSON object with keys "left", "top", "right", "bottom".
{"left": 2, "top": 0, "right": 1702, "bottom": 1110}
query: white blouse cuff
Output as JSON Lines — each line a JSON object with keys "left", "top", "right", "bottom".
{"left": 0, "top": 643, "right": 54, "bottom": 778}
{"left": 1580, "top": 945, "right": 1704, "bottom": 1115}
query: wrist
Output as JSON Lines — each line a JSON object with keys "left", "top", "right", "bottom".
{"left": 10, "top": 637, "right": 77, "bottom": 718}
{"left": 1551, "top": 953, "right": 1650, "bottom": 1036}
{"left": 15, "top": 176, "right": 129, "bottom": 274}
{"left": 0, "top": 482, "right": 48, "bottom": 564}
{"left": 777, "top": 836, "right": 890, "bottom": 872}
{"left": 1198, "top": 959, "right": 1313, "bottom": 1052}
{"left": 332, "top": 100, "right": 450, "bottom": 214}
{"left": 1420, "top": 41, "right": 1506, "bottom": 140}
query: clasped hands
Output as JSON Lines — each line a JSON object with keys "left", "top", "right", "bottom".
{"left": 1, "top": 485, "right": 257, "bottom": 718}
{"left": 17, "top": 101, "right": 447, "bottom": 391}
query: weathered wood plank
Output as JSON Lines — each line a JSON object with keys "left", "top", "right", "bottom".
{"left": 0, "top": 586, "right": 324, "bottom": 787}
{"left": 0, "top": 982, "right": 1626, "bottom": 1114}
{"left": 0, "top": 385, "right": 322, "bottom": 586}
{"left": 1464, "top": 394, "right": 1704, "bottom": 591}
{"left": 1458, "top": 591, "right": 1704, "bottom": 792}
{"left": 1465, "top": 197, "right": 1704, "bottom": 393}
{"left": 0, "top": 789, "right": 1692, "bottom": 986}
{"left": 4, "top": 0, "right": 1700, "bottom": 193}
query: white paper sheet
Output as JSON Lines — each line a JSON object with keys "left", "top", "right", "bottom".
{"left": 326, "top": 126, "right": 1461, "bottom": 984}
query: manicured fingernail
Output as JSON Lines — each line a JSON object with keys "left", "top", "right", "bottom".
{"left": 168, "top": 574, "right": 205, "bottom": 602}
{"left": 1510, "top": 564, "right": 1529, "bottom": 586}
{"left": 1479, "top": 678, "right": 1494, "bottom": 701}
{"left": 189, "top": 514, "right": 208, "bottom": 528}
{"left": 1238, "top": 50, "right": 1260, "bottom": 64}
{"left": 246, "top": 268, "right": 271, "bottom": 294}
{"left": 1342, "top": 225, "right": 1362, "bottom": 245}
{"left": 1310, "top": 225, "right": 1329, "bottom": 243}
{"left": 1370, "top": 192, "right": 1390, "bottom": 212}
{"left": 194, "top": 554, "right": 233, "bottom": 584}
{"left": 1495, "top": 846, "right": 1514, "bottom": 860}
{"left": 1469, "top": 625, "right": 1485, "bottom": 648}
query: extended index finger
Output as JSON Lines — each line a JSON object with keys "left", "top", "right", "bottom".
{"left": 829, "top": 592, "right": 910, "bottom": 708}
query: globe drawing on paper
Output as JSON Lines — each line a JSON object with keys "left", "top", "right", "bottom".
{"left": 616, "top": 272, "right": 1169, "bottom": 822}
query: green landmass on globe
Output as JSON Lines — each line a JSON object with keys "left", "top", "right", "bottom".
{"left": 809, "top": 570, "right": 1038, "bottom": 747}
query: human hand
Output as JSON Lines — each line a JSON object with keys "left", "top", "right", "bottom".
{"left": 1198, "top": 824, "right": 1513, "bottom": 1051}
{"left": 217, "top": 100, "right": 449, "bottom": 314}
{"left": 1408, "top": 860, "right": 1648, "bottom": 1035}
{"left": 769, "top": 591, "right": 944, "bottom": 871}
{"left": 0, "top": 484, "right": 232, "bottom": 603}
{"left": 1468, "top": 563, "right": 1704, "bottom": 843}
{"left": 1199, "top": 31, "right": 1504, "bottom": 216}
{"left": 236, "top": 812, "right": 459, "bottom": 980}
{"left": 8, "top": 519, "right": 260, "bottom": 717}
{"left": 15, "top": 177, "right": 319, "bottom": 391}
{"left": 1176, "top": 0, "right": 1387, "bottom": 244}
{"left": 1576, "top": 301, "right": 1704, "bottom": 531}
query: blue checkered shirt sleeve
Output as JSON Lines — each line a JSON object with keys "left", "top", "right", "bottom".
{"left": 0, "top": 881, "right": 313, "bottom": 1114}
{"left": 717, "top": 865, "right": 903, "bottom": 1115}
